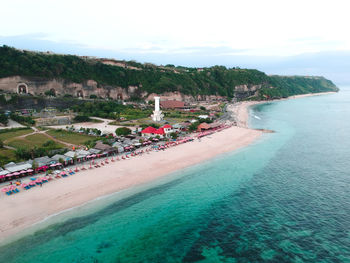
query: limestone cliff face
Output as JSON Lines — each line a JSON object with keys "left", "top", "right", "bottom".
{"left": 0, "top": 76, "right": 265, "bottom": 102}
{"left": 234, "top": 84, "right": 262, "bottom": 99}
{"left": 0, "top": 76, "right": 134, "bottom": 100}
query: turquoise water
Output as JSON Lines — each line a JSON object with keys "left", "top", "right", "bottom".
{"left": 1, "top": 90, "right": 350, "bottom": 262}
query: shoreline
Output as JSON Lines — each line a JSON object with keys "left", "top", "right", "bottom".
{"left": 0, "top": 91, "right": 335, "bottom": 245}
{"left": 0, "top": 101, "right": 261, "bottom": 244}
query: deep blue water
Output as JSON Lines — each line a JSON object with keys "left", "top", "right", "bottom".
{"left": 0, "top": 90, "right": 349, "bottom": 263}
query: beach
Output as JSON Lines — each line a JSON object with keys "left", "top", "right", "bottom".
{"left": 0, "top": 91, "right": 336, "bottom": 244}
{"left": 0, "top": 102, "right": 262, "bottom": 243}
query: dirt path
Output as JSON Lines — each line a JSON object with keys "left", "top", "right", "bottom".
{"left": 6, "top": 127, "right": 77, "bottom": 148}
{"left": 43, "top": 132, "right": 76, "bottom": 148}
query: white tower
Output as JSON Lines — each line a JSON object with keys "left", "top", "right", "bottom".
{"left": 151, "top": 96, "right": 164, "bottom": 122}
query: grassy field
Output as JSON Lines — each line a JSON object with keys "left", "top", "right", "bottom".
{"left": 0, "top": 128, "right": 33, "bottom": 142}
{"left": 47, "top": 129, "right": 97, "bottom": 145}
{"left": 7, "top": 133, "right": 65, "bottom": 150}
{"left": 0, "top": 148, "right": 19, "bottom": 166}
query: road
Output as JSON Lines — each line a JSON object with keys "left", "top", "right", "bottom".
{"left": 0, "top": 119, "right": 25, "bottom": 130}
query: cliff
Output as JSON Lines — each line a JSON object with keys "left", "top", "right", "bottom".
{"left": 0, "top": 46, "right": 339, "bottom": 102}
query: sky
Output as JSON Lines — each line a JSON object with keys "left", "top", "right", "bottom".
{"left": 1, "top": 0, "right": 350, "bottom": 84}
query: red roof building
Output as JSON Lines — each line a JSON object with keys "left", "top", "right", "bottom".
{"left": 155, "top": 128, "right": 165, "bottom": 135}
{"left": 197, "top": 122, "right": 211, "bottom": 132}
{"left": 162, "top": 124, "right": 172, "bottom": 129}
{"left": 141, "top": 127, "right": 158, "bottom": 134}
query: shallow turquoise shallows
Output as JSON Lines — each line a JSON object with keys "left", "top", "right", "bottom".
{"left": 1, "top": 90, "right": 350, "bottom": 263}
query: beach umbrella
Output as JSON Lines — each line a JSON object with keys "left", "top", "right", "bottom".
{"left": 20, "top": 170, "right": 27, "bottom": 174}
{"left": 13, "top": 172, "right": 20, "bottom": 176}
{"left": 75, "top": 167, "right": 79, "bottom": 172}
{"left": 1, "top": 187, "right": 8, "bottom": 192}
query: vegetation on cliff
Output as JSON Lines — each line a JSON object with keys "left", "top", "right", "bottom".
{"left": 0, "top": 45, "right": 338, "bottom": 99}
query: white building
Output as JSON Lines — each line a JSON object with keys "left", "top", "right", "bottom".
{"left": 151, "top": 96, "right": 164, "bottom": 122}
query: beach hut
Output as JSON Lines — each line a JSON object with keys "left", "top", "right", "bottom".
{"left": 197, "top": 122, "right": 211, "bottom": 132}
{"left": 34, "top": 156, "right": 52, "bottom": 167}
{"left": 94, "top": 141, "right": 116, "bottom": 156}
{"left": 6, "top": 163, "right": 32, "bottom": 174}
{"left": 172, "top": 123, "right": 184, "bottom": 132}
{"left": 88, "top": 148, "right": 101, "bottom": 155}
{"left": 51, "top": 154, "right": 72, "bottom": 166}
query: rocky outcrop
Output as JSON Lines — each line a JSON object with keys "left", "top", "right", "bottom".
{"left": 234, "top": 84, "right": 262, "bottom": 99}
{"left": 0, "top": 76, "right": 139, "bottom": 100}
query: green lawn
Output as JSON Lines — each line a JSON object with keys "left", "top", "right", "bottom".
{"left": 47, "top": 129, "right": 97, "bottom": 145}
{"left": 0, "top": 128, "right": 33, "bottom": 142}
{"left": 7, "top": 133, "right": 65, "bottom": 150}
{"left": 0, "top": 148, "right": 19, "bottom": 166}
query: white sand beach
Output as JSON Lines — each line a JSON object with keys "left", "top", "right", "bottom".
{"left": 0, "top": 92, "right": 335, "bottom": 243}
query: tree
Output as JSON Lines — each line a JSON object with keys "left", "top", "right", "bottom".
{"left": 74, "top": 115, "right": 91, "bottom": 122}
{"left": 44, "top": 89, "right": 56, "bottom": 97}
{"left": 115, "top": 127, "right": 131, "bottom": 136}
{"left": 0, "top": 114, "right": 8, "bottom": 125}
{"left": 32, "top": 160, "right": 38, "bottom": 170}
{"left": 0, "top": 139, "right": 3, "bottom": 148}
{"left": 200, "top": 106, "right": 206, "bottom": 111}
{"left": 170, "top": 132, "right": 178, "bottom": 139}
{"left": 188, "top": 121, "right": 200, "bottom": 132}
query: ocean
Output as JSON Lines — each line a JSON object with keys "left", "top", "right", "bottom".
{"left": 0, "top": 90, "right": 349, "bottom": 263}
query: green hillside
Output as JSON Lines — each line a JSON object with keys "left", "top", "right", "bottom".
{"left": 0, "top": 45, "right": 339, "bottom": 99}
